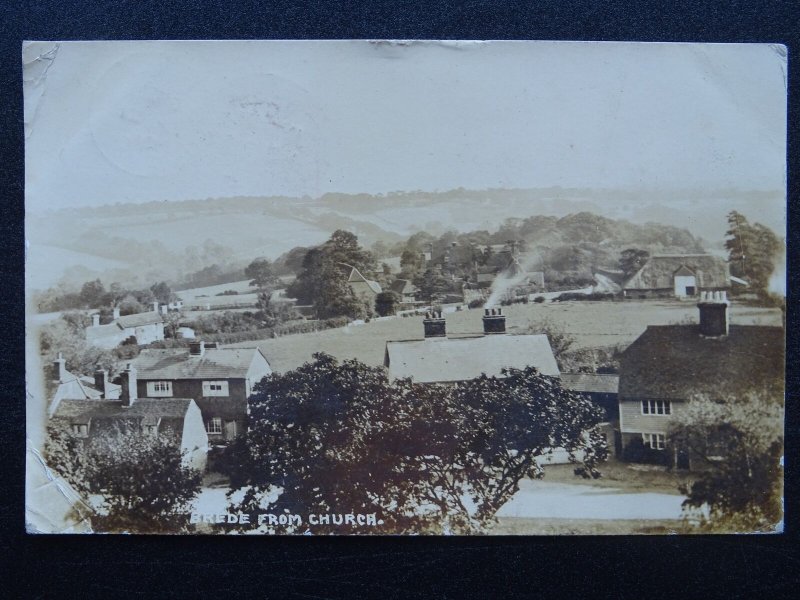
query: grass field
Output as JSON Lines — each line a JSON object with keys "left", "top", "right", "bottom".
{"left": 228, "top": 300, "right": 782, "bottom": 373}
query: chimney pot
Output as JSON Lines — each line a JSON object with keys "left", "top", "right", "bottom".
{"left": 94, "top": 369, "right": 108, "bottom": 398}
{"left": 482, "top": 311, "right": 506, "bottom": 335}
{"left": 151, "top": 301, "right": 159, "bottom": 313}
{"left": 113, "top": 306, "right": 121, "bottom": 320}
{"left": 422, "top": 313, "right": 446, "bottom": 338}
{"left": 52, "top": 353, "right": 67, "bottom": 383}
{"left": 120, "top": 364, "right": 137, "bottom": 407}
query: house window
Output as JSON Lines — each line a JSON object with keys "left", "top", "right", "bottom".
{"left": 202, "top": 380, "right": 229, "bottom": 397}
{"left": 642, "top": 433, "right": 666, "bottom": 450}
{"left": 71, "top": 424, "right": 89, "bottom": 437}
{"left": 641, "top": 400, "right": 671, "bottom": 415}
{"left": 147, "top": 381, "right": 173, "bottom": 397}
{"left": 206, "top": 417, "right": 222, "bottom": 435}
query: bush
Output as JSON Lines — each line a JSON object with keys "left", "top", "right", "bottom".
{"left": 534, "top": 296, "right": 546, "bottom": 303}
{"left": 468, "top": 298, "right": 485, "bottom": 309}
{"left": 216, "top": 290, "right": 240, "bottom": 296}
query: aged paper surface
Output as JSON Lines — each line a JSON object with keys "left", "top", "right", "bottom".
{"left": 24, "top": 40, "right": 786, "bottom": 534}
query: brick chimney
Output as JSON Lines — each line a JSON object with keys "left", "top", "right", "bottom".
{"left": 94, "top": 369, "right": 108, "bottom": 398}
{"left": 422, "top": 311, "right": 446, "bottom": 338}
{"left": 483, "top": 307, "right": 506, "bottom": 334}
{"left": 120, "top": 363, "right": 137, "bottom": 407}
{"left": 52, "top": 352, "right": 67, "bottom": 383}
{"left": 91, "top": 313, "right": 100, "bottom": 327}
{"left": 189, "top": 340, "right": 206, "bottom": 356}
{"left": 113, "top": 306, "right": 121, "bottom": 320}
{"left": 698, "top": 290, "right": 729, "bottom": 337}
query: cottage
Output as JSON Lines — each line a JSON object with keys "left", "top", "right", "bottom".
{"left": 85, "top": 303, "right": 165, "bottom": 349}
{"left": 47, "top": 353, "right": 121, "bottom": 416}
{"left": 344, "top": 264, "right": 382, "bottom": 307}
{"left": 622, "top": 254, "right": 730, "bottom": 299}
{"left": 51, "top": 363, "right": 209, "bottom": 472}
{"left": 617, "top": 292, "right": 784, "bottom": 468}
{"left": 384, "top": 308, "right": 560, "bottom": 384}
{"left": 130, "top": 341, "right": 271, "bottom": 442}
{"left": 389, "top": 278, "right": 419, "bottom": 307}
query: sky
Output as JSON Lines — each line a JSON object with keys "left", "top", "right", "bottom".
{"left": 23, "top": 40, "right": 787, "bottom": 214}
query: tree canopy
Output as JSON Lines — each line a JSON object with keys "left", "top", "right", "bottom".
{"left": 225, "top": 353, "right": 606, "bottom": 534}
{"left": 668, "top": 393, "right": 783, "bottom": 532}
{"left": 245, "top": 257, "right": 280, "bottom": 289}
{"left": 45, "top": 426, "right": 203, "bottom": 533}
{"left": 286, "top": 230, "right": 376, "bottom": 319}
{"left": 724, "top": 211, "right": 782, "bottom": 295}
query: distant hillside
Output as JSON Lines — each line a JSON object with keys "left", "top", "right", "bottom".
{"left": 27, "top": 187, "right": 779, "bottom": 291}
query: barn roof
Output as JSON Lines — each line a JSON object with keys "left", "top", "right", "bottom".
{"left": 560, "top": 373, "right": 619, "bottom": 394}
{"left": 116, "top": 310, "right": 163, "bottom": 328}
{"left": 623, "top": 254, "right": 730, "bottom": 291}
{"left": 132, "top": 347, "right": 266, "bottom": 379}
{"left": 346, "top": 266, "right": 382, "bottom": 294}
{"left": 385, "top": 334, "right": 560, "bottom": 383}
{"left": 618, "top": 324, "right": 784, "bottom": 401}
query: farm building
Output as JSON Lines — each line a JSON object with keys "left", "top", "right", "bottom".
{"left": 622, "top": 254, "right": 730, "bottom": 299}
{"left": 130, "top": 341, "right": 271, "bottom": 443}
{"left": 344, "top": 265, "right": 383, "bottom": 307}
{"left": 617, "top": 292, "right": 784, "bottom": 468}
{"left": 85, "top": 303, "right": 165, "bottom": 349}
{"left": 384, "top": 308, "right": 560, "bottom": 384}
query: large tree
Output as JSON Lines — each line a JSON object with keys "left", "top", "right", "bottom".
{"left": 245, "top": 257, "right": 280, "bottom": 289}
{"left": 668, "top": 393, "right": 783, "bottom": 532}
{"left": 46, "top": 427, "right": 203, "bottom": 533}
{"left": 724, "top": 211, "right": 782, "bottom": 294}
{"left": 286, "top": 230, "right": 376, "bottom": 318}
{"left": 225, "top": 353, "right": 606, "bottom": 534}
{"left": 618, "top": 248, "right": 650, "bottom": 279}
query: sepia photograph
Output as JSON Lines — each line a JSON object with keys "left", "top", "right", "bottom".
{"left": 23, "top": 40, "right": 786, "bottom": 535}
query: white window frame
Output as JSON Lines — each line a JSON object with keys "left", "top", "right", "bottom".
{"left": 641, "top": 399, "right": 671, "bottom": 416}
{"left": 147, "top": 381, "right": 173, "bottom": 397}
{"left": 642, "top": 432, "right": 666, "bottom": 450}
{"left": 207, "top": 417, "right": 223, "bottom": 435}
{"left": 202, "top": 380, "right": 229, "bottom": 397}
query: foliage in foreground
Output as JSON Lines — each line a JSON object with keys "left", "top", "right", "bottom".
{"left": 669, "top": 394, "right": 784, "bottom": 532}
{"left": 225, "top": 353, "right": 607, "bottom": 534}
{"left": 45, "top": 426, "right": 203, "bottom": 533}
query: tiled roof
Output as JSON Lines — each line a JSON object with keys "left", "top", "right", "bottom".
{"left": 385, "top": 334, "right": 560, "bottom": 383}
{"left": 132, "top": 347, "right": 262, "bottom": 379}
{"left": 52, "top": 398, "right": 194, "bottom": 422}
{"left": 116, "top": 311, "right": 163, "bottom": 328}
{"left": 347, "top": 266, "right": 382, "bottom": 294}
{"left": 560, "top": 373, "right": 619, "bottom": 394}
{"left": 624, "top": 254, "right": 730, "bottom": 290}
{"left": 619, "top": 324, "right": 784, "bottom": 401}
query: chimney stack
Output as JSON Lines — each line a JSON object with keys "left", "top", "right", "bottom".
{"left": 113, "top": 306, "right": 121, "bottom": 320}
{"left": 161, "top": 304, "right": 168, "bottom": 315}
{"left": 698, "top": 290, "right": 729, "bottom": 337}
{"left": 91, "top": 313, "right": 100, "bottom": 327}
{"left": 189, "top": 340, "right": 206, "bottom": 356}
{"left": 151, "top": 301, "right": 159, "bottom": 313}
{"left": 422, "top": 311, "right": 446, "bottom": 338}
{"left": 483, "top": 307, "right": 506, "bottom": 335}
{"left": 94, "top": 369, "right": 108, "bottom": 398}
{"left": 120, "top": 363, "right": 137, "bottom": 407}
{"left": 52, "top": 352, "right": 67, "bottom": 383}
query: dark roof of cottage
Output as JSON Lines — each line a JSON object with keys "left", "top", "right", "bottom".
{"left": 52, "top": 398, "right": 193, "bottom": 422}
{"left": 132, "top": 347, "right": 266, "bottom": 379}
{"left": 116, "top": 310, "right": 164, "bottom": 328}
{"left": 390, "top": 279, "right": 416, "bottom": 295}
{"left": 619, "top": 324, "right": 784, "bottom": 401}
{"left": 560, "top": 373, "right": 619, "bottom": 394}
{"left": 385, "top": 334, "right": 560, "bottom": 383}
{"left": 623, "top": 254, "right": 730, "bottom": 290}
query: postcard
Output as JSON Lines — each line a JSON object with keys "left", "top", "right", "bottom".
{"left": 24, "top": 40, "right": 786, "bottom": 534}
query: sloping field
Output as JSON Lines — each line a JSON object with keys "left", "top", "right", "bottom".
{"left": 228, "top": 301, "right": 782, "bottom": 374}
